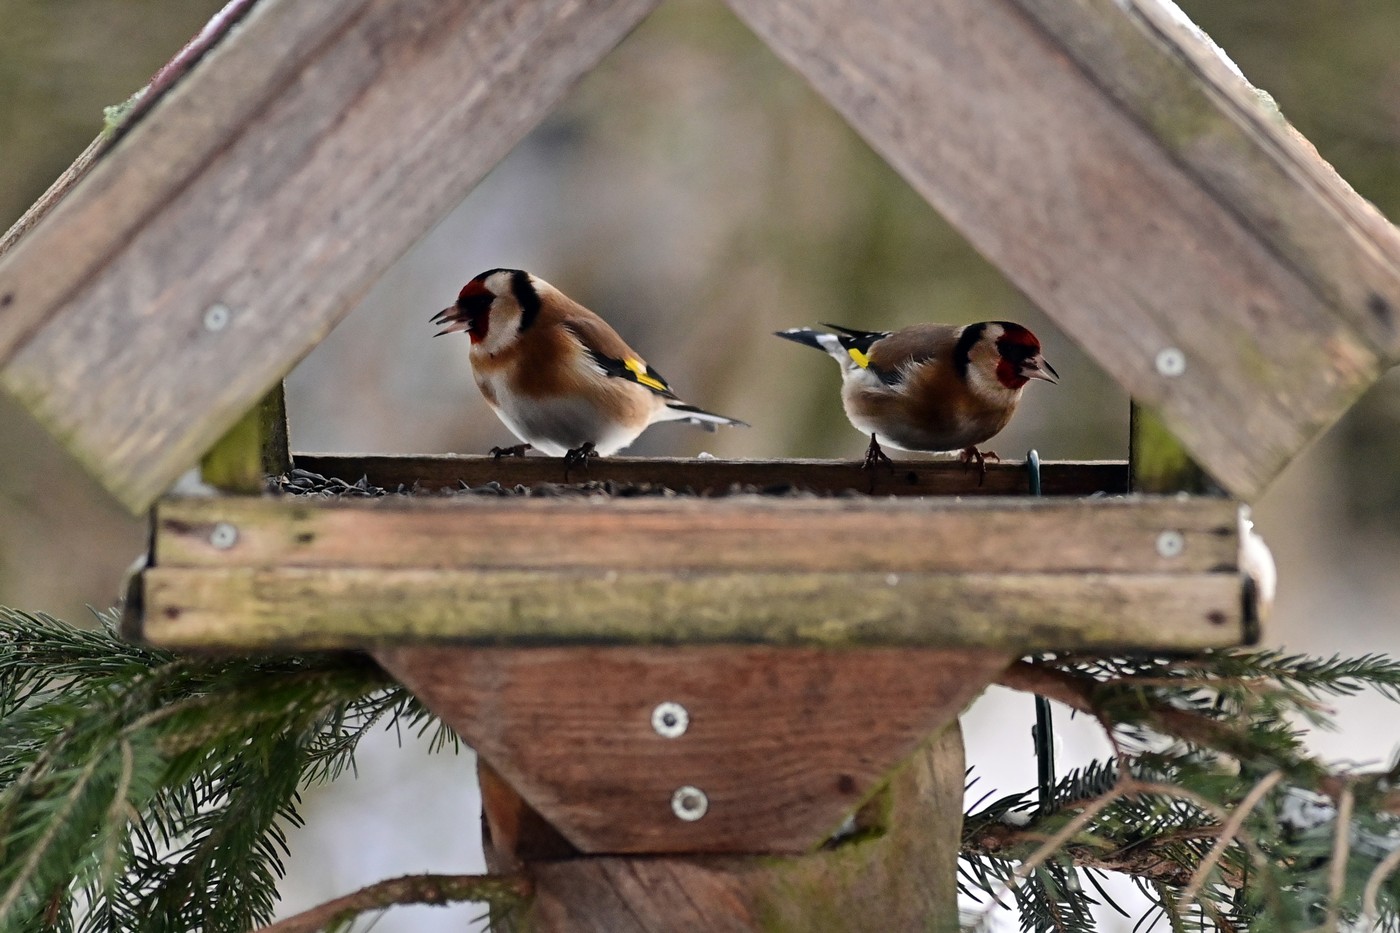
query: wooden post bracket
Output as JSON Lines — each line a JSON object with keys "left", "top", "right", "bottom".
{"left": 375, "top": 645, "right": 1003, "bottom": 857}
{"left": 490, "top": 722, "right": 970, "bottom": 933}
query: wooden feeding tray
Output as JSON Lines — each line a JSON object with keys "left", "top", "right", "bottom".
{"left": 133, "top": 453, "right": 1246, "bottom": 652}
{"left": 126, "top": 452, "right": 1258, "bottom": 856}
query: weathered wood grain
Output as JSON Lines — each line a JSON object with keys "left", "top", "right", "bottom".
{"left": 200, "top": 384, "right": 290, "bottom": 494}
{"left": 155, "top": 493, "right": 1239, "bottom": 574}
{"left": 723, "top": 0, "right": 1385, "bottom": 500}
{"left": 293, "top": 452, "right": 1129, "bottom": 498}
{"left": 372, "top": 646, "right": 1002, "bottom": 855}
{"left": 0, "top": 0, "right": 369, "bottom": 362}
{"left": 1013, "top": 0, "right": 1400, "bottom": 361}
{"left": 7, "top": 0, "right": 1389, "bottom": 511}
{"left": 1130, "top": 402, "right": 1216, "bottom": 495}
{"left": 0, "top": 0, "right": 262, "bottom": 265}
{"left": 508, "top": 723, "right": 966, "bottom": 930}
{"left": 479, "top": 759, "right": 578, "bottom": 868}
{"left": 140, "top": 566, "right": 1245, "bottom": 651}
{"left": 0, "top": 0, "right": 662, "bottom": 512}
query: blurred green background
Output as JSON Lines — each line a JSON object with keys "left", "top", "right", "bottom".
{"left": 1, "top": 1, "right": 1398, "bottom": 929}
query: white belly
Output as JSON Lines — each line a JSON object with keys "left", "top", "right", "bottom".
{"left": 485, "top": 378, "right": 646, "bottom": 456}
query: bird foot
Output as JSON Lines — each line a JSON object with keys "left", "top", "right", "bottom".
{"left": 860, "top": 434, "right": 895, "bottom": 492}
{"left": 489, "top": 443, "right": 533, "bottom": 460}
{"left": 563, "top": 442, "right": 597, "bottom": 481}
{"left": 958, "top": 447, "right": 999, "bottom": 486}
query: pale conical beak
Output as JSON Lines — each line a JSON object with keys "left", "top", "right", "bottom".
{"left": 1024, "top": 357, "right": 1059, "bottom": 384}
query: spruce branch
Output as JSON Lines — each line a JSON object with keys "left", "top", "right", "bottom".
{"left": 968, "top": 648, "right": 1400, "bottom": 931}
{"left": 0, "top": 607, "right": 458, "bottom": 933}
{"left": 1365, "top": 844, "right": 1400, "bottom": 925}
{"left": 965, "top": 781, "right": 1129, "bottom": 932}
{"left": 10, "top": 607, "right": 1400, "bottom": 933}
{"left": 1322, "top": 782, "right": 1354, "bottom": 933}
{"left": 996, "top": 661, "right": 1261, "bottom": 762}
{"left": 1177, "top": 771, "right": 1282, "bottom": 915}
{"left": 255, "top": 872, "right": 532, "bottom": 933}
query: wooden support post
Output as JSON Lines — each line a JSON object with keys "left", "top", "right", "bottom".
{"left": 1129, "top": 401, "right": 1216, "bottom": 495}
{"left": 493, "top": 723, "right": 967, "bottom": 932}
{"left": 198, "top": 383, "right": 289, "bottom": 493}
{"left": 366, "top": 646, "right": 997, "bottom": 930}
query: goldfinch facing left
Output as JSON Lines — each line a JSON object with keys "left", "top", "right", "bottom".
{"left": 433, "top": 269, "right": 746, "bottom": 463}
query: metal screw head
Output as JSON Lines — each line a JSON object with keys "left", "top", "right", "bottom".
{"left": 1156, "top": 530, "right": 1185, "bottom": 558}
{"left": 651, "top": 702, "right": 689, "bottom": 738}
{"left": 1155, "top": 347, "right": 1186, "bottom": 378}
{"left": 209, "top": 522, "right": 239, "bottom": 549}
{"left": 671, "top": 786, "right": 709, "bottom": 821}
{"left": 203, "top": 303, "right": 231, "bottom": 332}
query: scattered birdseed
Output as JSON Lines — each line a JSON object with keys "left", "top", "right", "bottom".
{"left": 268, "top": 467, "right": 830, "bottom": 499}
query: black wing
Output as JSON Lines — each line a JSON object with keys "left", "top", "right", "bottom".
{"left": 578, "top": 341, "right": 679, "bottom": 399}
{"left": 819, "top": 323, "right": 901, "bottom": 386}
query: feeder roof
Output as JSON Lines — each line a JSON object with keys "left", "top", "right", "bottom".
{"left": 0, "top": 0, "right": 1396, "bottom": 510}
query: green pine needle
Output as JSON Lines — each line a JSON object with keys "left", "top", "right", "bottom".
{"left": 961, "top": 648, "right": 1400, "bottom": 932}
{"left": 9, "top": 608, "right": 1400, "bottom": 933}
{"left": 0, "top": 607, "right": 458, "bottom": 933}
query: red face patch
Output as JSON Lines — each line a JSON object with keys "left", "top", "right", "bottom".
{"left": 995, "top": 323, "right": 1041, "bottom": 352}
{"left": 996, "top": 357, "right": 1029, "bottom": 390}
{"left": 454, "top": 279, "right": 495, "bottom": 343}
{"left": 993, "top": 323, "right": 1040, "bottom": 389}
{"left": 458, "top": 278, "right": 492, "bottom": 303}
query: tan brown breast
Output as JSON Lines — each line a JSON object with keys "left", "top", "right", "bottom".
{"left": 843, "top": 325, "right": 1019, "bottom": 451}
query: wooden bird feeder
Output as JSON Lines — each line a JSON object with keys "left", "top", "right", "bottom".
{"left": 3, "top": 0, "right": 1398, "bottom": 929}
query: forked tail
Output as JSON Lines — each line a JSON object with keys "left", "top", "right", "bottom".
{"left": 775, "top": 324, "right": 888, "bottom": 373}
{"left": 662, "top": 402, "right": 749, "bottom": 432}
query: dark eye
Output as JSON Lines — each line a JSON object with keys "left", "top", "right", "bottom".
{"left": 456, "top": 292, "right": 493, "bottom": 316}
{"left": 998, "top": 341, "right": 1035, "bottom": 363}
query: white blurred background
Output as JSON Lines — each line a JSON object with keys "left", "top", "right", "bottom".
{"left": 2, "top": 1, "right": 1398, "bottom": 929}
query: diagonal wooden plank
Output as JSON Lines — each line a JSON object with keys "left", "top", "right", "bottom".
{"left": 0, "top": 0, "right": 369, "bottom": 362}
{"left": 1013, "top": 0, "right": 1400, "bottom": 362}
{"left": 0, "top": 0, "right": 661, "bottom": 512}
{"left": 724, "top": 0, "right": 1388, "bottom": 500}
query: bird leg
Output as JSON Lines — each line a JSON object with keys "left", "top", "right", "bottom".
{"left": 860, "top": 434, "right": 895, "bottom": 492}
{"left": 562, "top": 442, "right": 597, "bottom": 481}
{"left": 861, "top": 434, "right": 895, "bottom": 470}
{"left": 489, "top": 443, "right": 532, "bottom": 460}
{"left": 958, "top": 447, "right": 1000, "bottom": 485}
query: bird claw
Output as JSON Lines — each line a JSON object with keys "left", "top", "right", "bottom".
{"left": 489, "top": 443, "right": 532, "bottom": 460}
{"left": 563, "top": 442, "right": 597, "bottom": 481}
{"left": 860, "top": 434, "right": 895, "bottom": 492}
{"left": 958, "top": 447, "right": 998, "bottom": 486}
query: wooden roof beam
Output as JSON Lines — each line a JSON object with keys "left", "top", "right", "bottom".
{"left": 0, "top": 0, "right": 661, "bottom": 512}
{"left": 2, "top": 0, "right": 1397, "bottom": 508}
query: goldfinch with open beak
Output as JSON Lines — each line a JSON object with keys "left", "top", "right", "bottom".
{"left": 433, "top": 269, "right": 747, "bottom": 464}
{"left": 775, "top": 321, "right": 1057, "bottom": 470}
